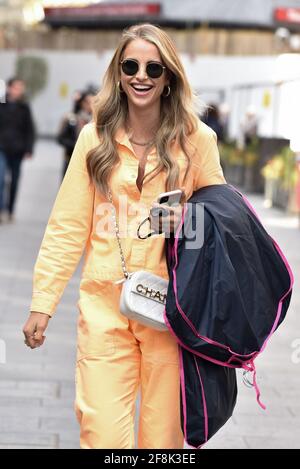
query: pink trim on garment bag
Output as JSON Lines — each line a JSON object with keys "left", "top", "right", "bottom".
{"left": 164, "top": 307, "right": 238, "bottom": 368}
{"left": 170, "top": 189, "right": 294, "bottom": 360}
{"left": 178, "top": 346, "right": 188, "bottom": 445}
{"left": 164, "top": 206, "right": 242, "bottom": 369}
{"left": 241, "top": 359, "right": 266, "bottom": 410}
{"left": 163, "top": 310, "right": 187, "bottom": 444}
{"left": 194, "top": 355, "right": 209, "bottom": 443}
{"left": 170, "top": 204, "right": 257, "bottom": 359}
{"left": 166, "top": 187, "right": 294, "bottom": 411}
{"left": 230, "top": 185, "right": 294, "bottom": 355}
{"left": 163, "top": 310, "right": 206, "bottom": 450}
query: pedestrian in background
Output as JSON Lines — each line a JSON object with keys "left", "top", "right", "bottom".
{"left": 0, "top": 77, "right": 35, "bottom": 224}
{"left": 57, "top": 91, "right": 93, "bottom": 179}
{"left": 237, "top": 104, "right": 259, "bottom": 150}
{"left": 202, "top": 103, "right": 225, "bottom": 142}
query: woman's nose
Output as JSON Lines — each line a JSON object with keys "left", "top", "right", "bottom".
{"left": 136, "top": 64, "right": 148, "bottom": 80}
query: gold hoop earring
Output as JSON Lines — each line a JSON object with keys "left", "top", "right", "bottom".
{"left": 162, "top": 85, "right": 170, "bottom": 98}
{"left": 117, "top": 81, "right": 124, "bottom": 93}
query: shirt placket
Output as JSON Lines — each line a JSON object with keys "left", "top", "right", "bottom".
{"left": 116, "top": 135, "right": 159, "bottom": 270}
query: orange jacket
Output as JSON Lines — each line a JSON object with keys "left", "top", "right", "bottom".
{"left": 30, "top": 121, "right": 226, "bottom": 317}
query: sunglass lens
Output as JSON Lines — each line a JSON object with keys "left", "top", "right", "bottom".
{"left": 122, "top": 60, "right": 138, "bottom": 76}
{"left": 147, "top": 63, "right": 164, "bottom": 78}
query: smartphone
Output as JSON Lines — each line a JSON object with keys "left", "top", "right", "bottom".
{"left": 157, "top": 189, "right": 183, "bottom": 207}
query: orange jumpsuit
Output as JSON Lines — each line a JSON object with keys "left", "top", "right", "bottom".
{"left": 30, "top": 121, "right": 226, "bottom": 449}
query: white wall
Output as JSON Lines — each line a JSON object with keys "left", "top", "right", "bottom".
{"left": 0, "top": 49, "right": 112, "bottom": 135}
{"left": 181, "top": 53, "right": 300, "bottom": 141}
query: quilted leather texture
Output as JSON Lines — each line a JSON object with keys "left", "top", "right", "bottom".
{"left": 120, "top": 271, "right": 169, "bottom": 331}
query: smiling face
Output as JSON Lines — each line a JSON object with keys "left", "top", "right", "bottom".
{"left": 120, "top": 38, "right": 169, "bottom": 110}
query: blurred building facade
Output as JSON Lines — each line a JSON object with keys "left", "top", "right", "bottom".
{"left": 1, "top": 0, "right": 300, "bottom": 54}
{"left": 1, "top": 1, "right": 300, "bottom": 142}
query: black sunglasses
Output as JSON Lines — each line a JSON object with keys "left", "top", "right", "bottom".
{"left": 120, "top": 59, "right": 166, "bottom": 79}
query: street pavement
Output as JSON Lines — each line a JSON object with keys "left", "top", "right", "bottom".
{"left": 0, "top": 139, "right": 299, "bottom": 449}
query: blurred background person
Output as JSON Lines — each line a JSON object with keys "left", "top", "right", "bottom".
{"left": 218, "top": 102, "right": 231, "bottom": 143}
{"left": 237, "top": 104, "right": 259, "bottom": 150}
{"left": 0, "top": 77, "right": 35, "bottom": 224}
{"left": 57, "top": 90, "right": 94, "bottom": 179}
{"left": 202, "top": 103, "right": 225, "bottom": 143}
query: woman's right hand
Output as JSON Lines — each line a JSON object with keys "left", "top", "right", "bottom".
{"left": 23, "top": 312, "right": 50, "bottom": 349}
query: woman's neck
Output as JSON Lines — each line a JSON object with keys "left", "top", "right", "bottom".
{"left": 126, "top": 104, "right": 160, "bottom": 141}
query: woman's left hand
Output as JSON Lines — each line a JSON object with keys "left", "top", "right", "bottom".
{"left": 150, "top": 187, "right": 186, "bottom": 236}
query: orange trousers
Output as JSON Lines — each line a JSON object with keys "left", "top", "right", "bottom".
{"left": 74, "top": 280, "right": 184, "bottom": 449}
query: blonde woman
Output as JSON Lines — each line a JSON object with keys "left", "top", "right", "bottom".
{"left": 23, "top": 24, "right": 226, "bottom": 449}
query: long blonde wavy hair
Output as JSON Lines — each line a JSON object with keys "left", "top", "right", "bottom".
{"left": 86, "top": 23, "right": 203, "bottom": 197}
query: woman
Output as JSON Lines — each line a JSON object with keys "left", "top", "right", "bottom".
{"left": 22, "top": 23, "right": 226, "bottom": 449}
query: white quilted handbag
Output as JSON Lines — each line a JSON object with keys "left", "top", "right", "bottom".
{"left": 120, "top": 271, "right": 169, "bottom": 331}
{"left": 108, "top": 190, "right": 169, "bottom": 332}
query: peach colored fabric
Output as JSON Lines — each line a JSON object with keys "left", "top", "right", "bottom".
{"left": 30, "top": 120, "right": 226, "bottom": 448}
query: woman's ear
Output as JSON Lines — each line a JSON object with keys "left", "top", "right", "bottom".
{"left": 165, "top": 69, "right": 172, "bottom": 85}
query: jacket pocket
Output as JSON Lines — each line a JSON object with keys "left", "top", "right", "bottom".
{"left": 151, "top": 329, "right": 180, "bottom": 365}
{"left": 76, "top": 293, "right": 117, "bottom": 361}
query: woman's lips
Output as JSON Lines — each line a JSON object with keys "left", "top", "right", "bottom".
{"left": 130, "top": 84, "right": 154, "bottom": 97}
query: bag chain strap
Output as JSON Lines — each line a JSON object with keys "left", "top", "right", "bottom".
{"left": 107, "top": 189, "right": 130, "bottom": 281}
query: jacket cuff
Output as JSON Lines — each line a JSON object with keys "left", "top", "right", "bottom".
{"left": 30, "top": 293, "right": 58, "bottom": 317}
